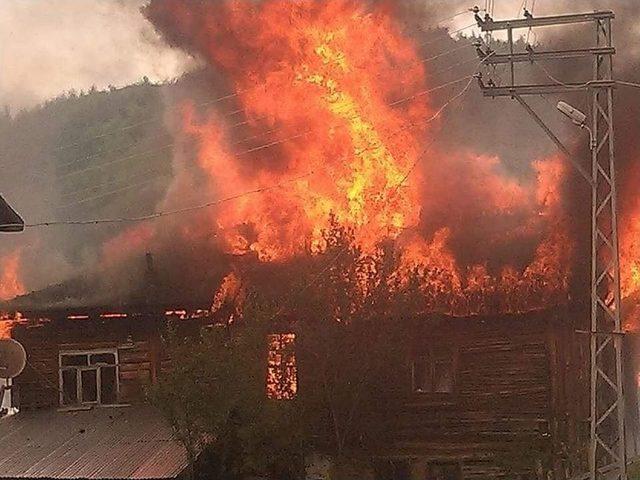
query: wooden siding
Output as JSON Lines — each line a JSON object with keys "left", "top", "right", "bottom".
{"left": 389, "top": 311, "right": 586, "bottom": 479}
{"left": 8, "top": 308, "right": 594, "bottom": 479}
{"left": 11, "top": 317, "right": 164, "bottom": 410}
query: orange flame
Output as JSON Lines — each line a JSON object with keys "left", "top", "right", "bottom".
{"left": 180, "top": 4, "right": 429, "bottom": 261}
{"left": 0, "top": 321, "right": 12, "bottom": 339}
{"left": 0, "top": 250, "right": 25, "bottom": 302}
{"left": 267, "top": 333, "right": 297, "bottom": 400}
{"left": 0, "top": 312, "right": 23, "bottom": 339}
{"left": 212, "top": 271, "right": 245, "bottom": 316}
{"left": 621, "top": 197, "right": 640, "bottom": 300}
{"left": 142, "top": 0, "right": 574, "bottom": 315}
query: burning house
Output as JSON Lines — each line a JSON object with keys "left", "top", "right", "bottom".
{"left": 1, "top": 1, "right": 640, "bottom": 480}
{"left": 1, "top": 276, "right": 638, "bottom": 480}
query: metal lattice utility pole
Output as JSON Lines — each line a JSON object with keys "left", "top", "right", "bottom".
{"left": 476, "top": 10, "right": 625, "bottom": 480}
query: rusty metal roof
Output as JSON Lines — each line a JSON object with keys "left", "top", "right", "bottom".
{"left": 0, "top": 406, "right": 189, "bottom": 479}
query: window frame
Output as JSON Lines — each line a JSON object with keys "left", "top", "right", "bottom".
{"left": 425, "top": 461, "right": 462, "bottom": 480}
{"left": 411, "top": 343, "right": 457, "bottom": 396}
{"left": 58, "top": 349, "right": 119, "bottom": 407}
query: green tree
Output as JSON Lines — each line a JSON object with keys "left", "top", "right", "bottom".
{"left": 148, "top": 305, "right": 307, "bottom": 480}
{"left": 287, "top": 227, "right": 417, "bottom": 475}
{"left": 151, "top": 224, "right": 422, "bottom": 479}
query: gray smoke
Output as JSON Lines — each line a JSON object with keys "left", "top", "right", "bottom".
{"left": 0, "top": 0, "right": 194, "bottom": 113}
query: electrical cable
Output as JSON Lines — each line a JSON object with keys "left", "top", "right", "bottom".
{"left": 9, "top": 34, "right": 482, "bottom": 187}
{"left": 421, "top": 43, "right": 474, "bottom": 63}
{"left": 49, "top": 20, "right": 480, "bottom": 156}
{"left": 0, "top": 61, "right": 488, "bottom": 342}
{"left": 418, "top": 23, "right": 477, "bottom": 49}
{"left": 392, "top": 76, "right": 475, "bottom": 192}
{"left": 533, "top": 60, "right": 601, "bottom": 89}
{"left": 0, "top": 58, "right": 490, "bottom": 230}
{"left": 53, "top": 90, "right": 242, "bottom": 153}
{"left": 22, "top": 60, "right": 485, "bottom": 200}
{"left": 57, "top": 52, "right": 492, "bottom": 208}
{"left": 3, "top": 171, "right": 314, "bottom": 229}
{"left": 253, "top": 70, "right": 480, "bottom": 322}
{"left": 60, "top": 165, "right": 167, "bottom": 200}
{"left": 616, "top": 80, "right": 640, "bottom": 89}
{"left": 57, "top": 174, "right": 172, "bottom": 210}
{"left": 62, "top": 71, "right": 477, "bottom": 205}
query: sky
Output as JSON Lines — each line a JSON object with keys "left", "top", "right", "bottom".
{"left": 0, "top": 0, "right": 195, "bottom": 113}
{"left": 0, "top": 0, "right": 633, "bottom": 113}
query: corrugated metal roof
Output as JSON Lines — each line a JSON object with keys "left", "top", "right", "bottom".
{"left": 0, "top": 406, "right": 189, "bottom": 479}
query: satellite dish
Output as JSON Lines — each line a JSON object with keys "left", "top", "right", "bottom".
{"left": 0, "top": 339, "right": 26, "bottom": 378}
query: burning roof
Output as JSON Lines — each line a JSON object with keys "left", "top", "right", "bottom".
{"left": 1, "top": 1, "right": 639, "bottom": 323}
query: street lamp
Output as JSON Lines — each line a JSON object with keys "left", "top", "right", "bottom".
{"left": 556, "top": 101, "right": 596, "bottom": 150}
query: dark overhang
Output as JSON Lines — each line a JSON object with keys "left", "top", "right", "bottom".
{"left": 0, "top": 195, "right": 24, "bottom": 233}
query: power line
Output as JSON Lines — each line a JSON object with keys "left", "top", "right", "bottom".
{"left": 5, "top": 172, "right": 313, "bottom": 229}
{"left": 433, "top": 9, "right": 476, "bottom": 25}
{"left": 20, "top": 61, "right": 483, "bottom": 201}
{"left": 421, "top": 43, "right": 473, "bottom": 63}
{"left": 288, "top": 53, "right": 480, "bottom": 304}
{"left": 15, "top": 36, "right": 496, "bottom": 212}
{"left": 396, "top": 73, "right": 474, "bottom": 106}
{"left": 51, "top": 73, "right": 476, "bottom": 212}
{"left": 533, "top": 60, "right": 601, "bottom": 89}
{"left": 57, "top": 172, "right": 171, "bottom": 210}
{"left": 60, "top": 72, "right": 478, "bottom": 208}
{"left": 1, "top": 55, "right": 489, "bottom": 230}
{"left": 11, "top": 35, "right": 482, "bottom": 193}
{"left": 392, "top": 76, "right": 475, "bottom": 191}
{"left": 417, "top": 23, "right": 477, "bottom": 49}
{"left": 617, "top": 80, "right": 640, "bottom": 89}
{"left": 53, "top": 90, "right": 242, "bottom": 153}
{"left": 59, "top": 48, "right": 495, "bottom": 208}
{"left": 60, "top": 164, "right": 167, "bottom": 200}
{"left": 47, "top": 21, "right": 479, "bottom": 158}
{"left": 251, "top": 72, "right": 479, "bottom": 323}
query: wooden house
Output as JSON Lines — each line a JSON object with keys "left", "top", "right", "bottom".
{"left": 1, "top": 303, "right": 638, "bottom": 480}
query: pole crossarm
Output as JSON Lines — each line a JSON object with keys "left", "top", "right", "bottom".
{"left": 484, "top": 47, "right": 616, "bottom": 65}
{"left": 480, "top": 10, "right": 614, "bottom": 31}
{"left": 481, "top": 80, "right": 615, "bottom": 97}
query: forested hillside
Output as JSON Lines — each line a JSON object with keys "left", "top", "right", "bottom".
{"left": 0, "top": 79, "right": 174, "bottom": 280}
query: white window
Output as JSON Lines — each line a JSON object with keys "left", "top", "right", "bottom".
{"left": 59, "top": 350, "right": 118, "bottom": 406}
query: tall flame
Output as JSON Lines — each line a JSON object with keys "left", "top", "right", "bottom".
{"left": 144, "top": 0, "right": 573, "bottom": 315}
{"left": 174, "top": 0, "right": 429, "bottom": 260}
{"left": 621, "top": 193, "right": 640, "bottom": 299}
{"left": 0, "top": 250, "right": 24, "bottom": 302}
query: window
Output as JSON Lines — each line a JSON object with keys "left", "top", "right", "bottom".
{"left": 412, "top": 345, "right": 455, "bottom": 394}
{"left": 266, "top": 333, "right": 297, "bottom": 400}
{"left": 374, "top": 460, "right": 411, "bottom": 480}
{"left": 59, "top": 350, "right": 118, "bottom": 406}
{"left": 425, "top": 462, "right": 461, "bottom": 480}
